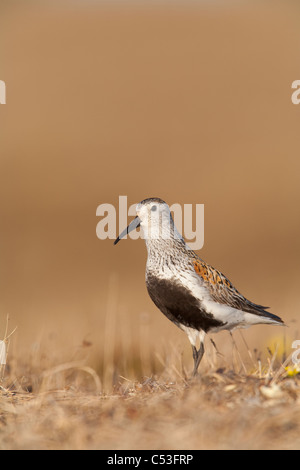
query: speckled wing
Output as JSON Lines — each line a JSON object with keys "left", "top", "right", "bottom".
{"left": 192, "top": 258, "right": 284, "bottom": 324}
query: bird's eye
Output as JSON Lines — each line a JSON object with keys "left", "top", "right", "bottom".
{"left": 151, "top": 205, "right": 157, "bottom": 212}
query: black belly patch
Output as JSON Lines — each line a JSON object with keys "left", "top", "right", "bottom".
{"left": 146, "top": 274, "right": 225, "bottom": 332}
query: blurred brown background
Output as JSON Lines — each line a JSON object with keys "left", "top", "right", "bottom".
{"left": 0, "top": 0, "right": 300, "bottom": 377}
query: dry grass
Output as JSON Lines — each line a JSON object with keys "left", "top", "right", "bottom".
{"left": 1, "top": 329, "right": 300, "bottom": 450}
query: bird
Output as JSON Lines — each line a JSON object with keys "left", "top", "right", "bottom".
{"left": 114, "top": 197, "right": 284, "bottom": 376}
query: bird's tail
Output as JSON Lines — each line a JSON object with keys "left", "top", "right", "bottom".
{"left": 244, "top": 310, "right": 285, "bottom": 327}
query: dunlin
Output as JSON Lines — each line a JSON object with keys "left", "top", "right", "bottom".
{"left": 114, "top": 198, "right": 284, "bottom": 375}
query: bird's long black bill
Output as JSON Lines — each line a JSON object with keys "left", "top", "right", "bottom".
{"left": 114, "top": 216, "right": 141, "bottom": 245}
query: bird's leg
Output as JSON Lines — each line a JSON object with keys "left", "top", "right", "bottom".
{"left": 192, "top": 342, "right": 205, "bottom": 376}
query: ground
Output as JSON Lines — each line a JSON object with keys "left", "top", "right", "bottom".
{"left": 1, "top": 357, "right": 300, "bottom": 450}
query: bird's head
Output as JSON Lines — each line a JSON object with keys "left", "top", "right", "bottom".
{"left": 114, "top": 197, "right": 180, "bottom": 245}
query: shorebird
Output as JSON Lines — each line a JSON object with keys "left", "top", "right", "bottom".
{"left": 114, "top": 198, "right": 284, "bottom": 375}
